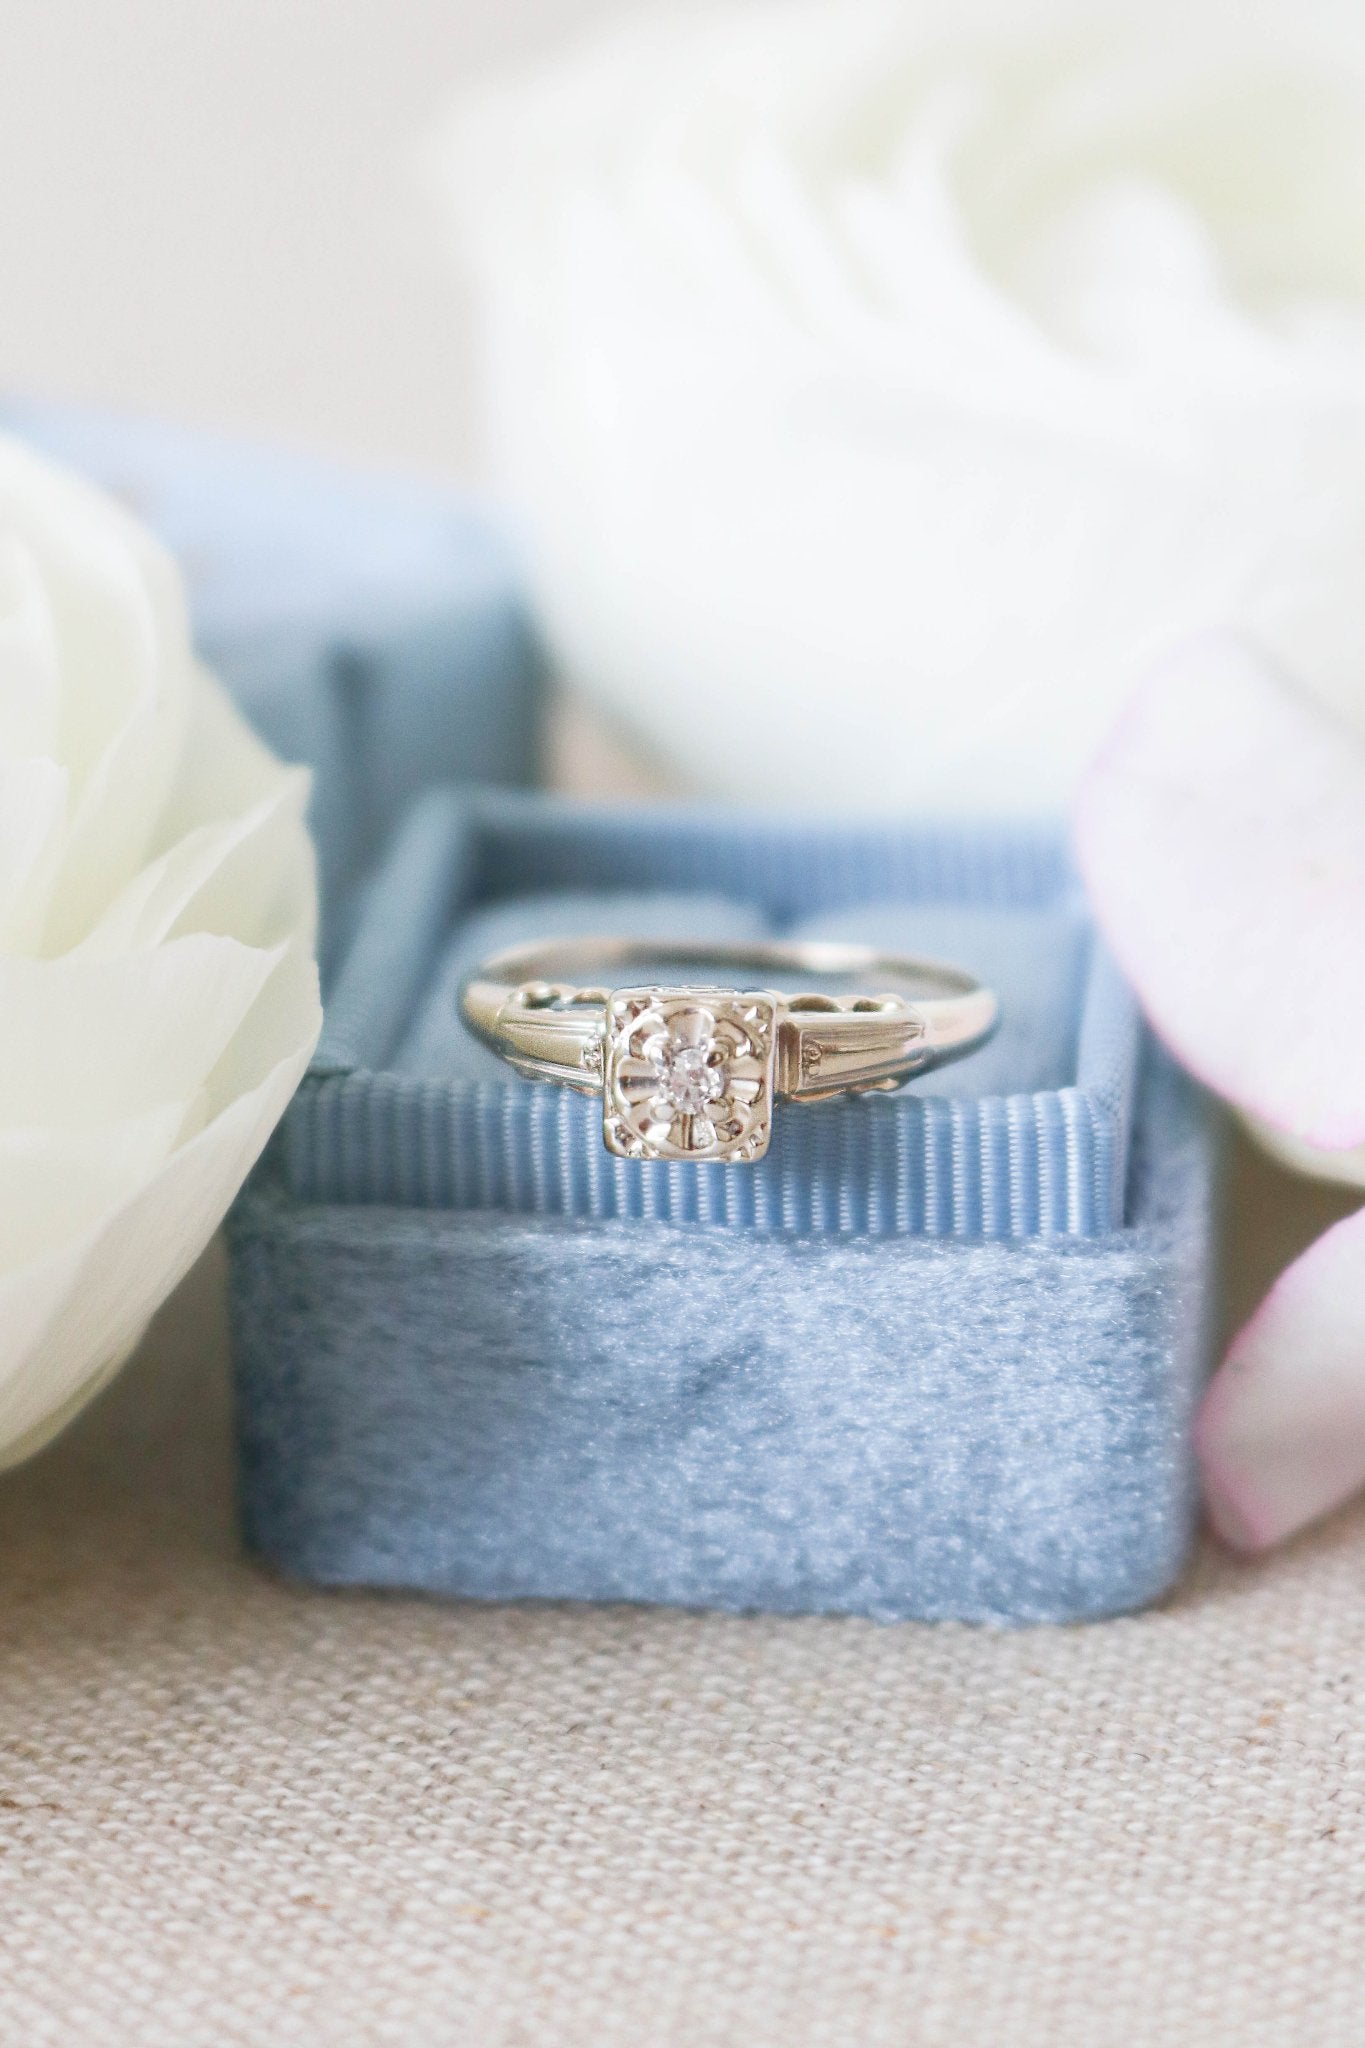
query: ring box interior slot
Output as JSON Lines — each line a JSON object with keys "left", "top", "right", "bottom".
{"left": 228, "top": 791, "right": 1220, "bottom": 1625}
{"left": 2, "top": 401, "right": 546, "bottom": 942}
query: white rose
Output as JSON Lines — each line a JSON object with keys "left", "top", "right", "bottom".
{"left": 0, "top": 433, "right": 321, "bottom": 1462}
{"left": 438, "top": 0, "right": 1365, "bottom": 811}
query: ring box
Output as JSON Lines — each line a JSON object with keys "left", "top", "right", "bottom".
{"left": 1, "top": 401, "right": 545, "bottom": 932}
{"left": 228, "top": 791, "right": 1220, "bottom": 1625}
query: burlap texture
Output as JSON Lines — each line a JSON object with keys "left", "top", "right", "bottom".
{"left": 1, "top": 1136, "right": 1361, "bottom": 2048}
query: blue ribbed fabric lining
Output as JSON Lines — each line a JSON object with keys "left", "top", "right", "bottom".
{"left": 288, "top": 1072, "right": 1127, "bottom": 1236}
{"left": 468, "top": 801, "right": 1073, "bottom": 917}
{"left": 288, "top": 791, "right": 1141, "bottom": 1239}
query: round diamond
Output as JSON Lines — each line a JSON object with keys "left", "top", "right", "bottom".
{"left": 652, "top": 1040, "right": 725, "bottom": 1117}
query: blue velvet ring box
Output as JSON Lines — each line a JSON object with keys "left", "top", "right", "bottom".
{"left": 228, "top": 792, "right": 1219, "bottom": 1625}
{"left": 1, "top": 402, "right": 545, "bottom": 930}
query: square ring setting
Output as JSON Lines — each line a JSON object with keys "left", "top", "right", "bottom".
{"left": 602, "top": 987, "right": 778, "bottom": 1163}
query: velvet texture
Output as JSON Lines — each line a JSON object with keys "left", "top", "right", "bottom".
{"left": 1, "top": 402, "right": 545, "bottom": 923}
{"left": 228, "top": 795, "right": 1220, "bottom": 1623}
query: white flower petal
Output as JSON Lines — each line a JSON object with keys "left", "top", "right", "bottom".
{"left": 0, "top": 1017, "right": 317, "bottom": 1464}
{"left": 0, "top": 528, "right": 61, "bottom": 756}
{"left": 437, "top": 0, "right": 1365, "bottom": 810}
{"left": 77, "top": 777, "right": 311, "bottom": 958}
{"left": 0, "top": 437, "right": 192, "bottom": 928}
{"left": 0, "top": 938, "right": 287, "bottom": 1130}
{"left": 156, "top": 662, "right": 306, "bottom": 844}
{"left": 0, "top": 429, "right": 320, "bottom": 1461}
{"left": 0, "top": 759, "right": 67, "bottom": 952}
{"left": 0, "top": 1107, "right": 188, "bottom": 1268}
{"left": 199, "top": 939, "right": 318, "bottom": 1124}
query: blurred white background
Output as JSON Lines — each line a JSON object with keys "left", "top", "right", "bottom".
{"left": 11, "top": 0, "right": 1365, "bottom": 811}
{"left": 0, "top": 0, "right": 616, "bottom": 477}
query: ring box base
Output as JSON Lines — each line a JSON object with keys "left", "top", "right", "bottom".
{"left": 231, "top": 1056, "right": 1214, "bottom": 1624}
{"left": 227, "top": 795, "right": 1220, "bottom": 1625}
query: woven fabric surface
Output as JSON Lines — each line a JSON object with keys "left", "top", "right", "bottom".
{"left": 1, "top": 1135, "right": 1362, "bottom": 2048}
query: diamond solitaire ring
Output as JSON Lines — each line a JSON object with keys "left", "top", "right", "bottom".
{"left": 459, "top": 938, "right": 999, "bottom": 1166}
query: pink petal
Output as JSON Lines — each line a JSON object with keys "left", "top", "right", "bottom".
{"left": 1199, "top": 1203, "right": 1365, "bottom": 1549}
{"left": 1074, "top": 631, "right": 1365, "bottom": 1153}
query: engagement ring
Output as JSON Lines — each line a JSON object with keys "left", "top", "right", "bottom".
{"left": 460, "top": 938, "right": 999, "bottom": 1165}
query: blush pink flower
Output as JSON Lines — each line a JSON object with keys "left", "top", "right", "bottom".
{"left": 1075, "top": 632, "right": 1365, "bottom": 1549}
